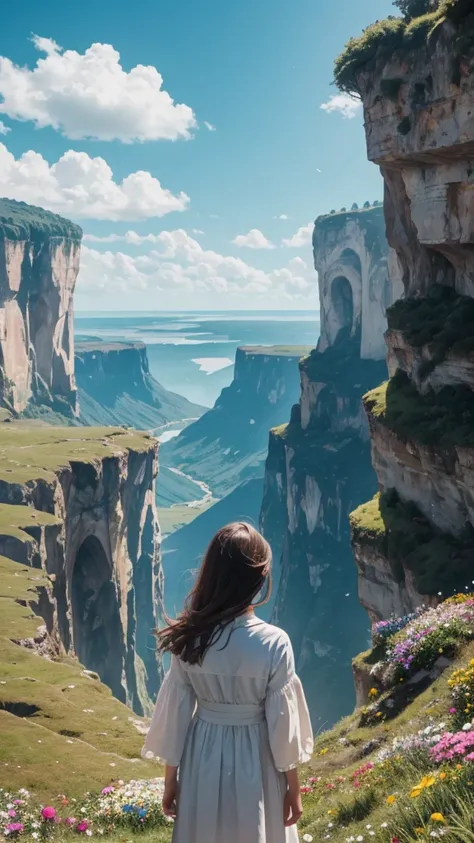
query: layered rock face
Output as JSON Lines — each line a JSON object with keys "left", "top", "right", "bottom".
{"left": 260, "top": 208, "right": 399, "bottom": 727}
{"left": 0, "top": 199, "right": 82, "bottom": 414}
{"left": 0, "top": 420, "right": 162, "bottom": 716}
{"left": 347, "top": 3, "right": 474, "bottom": 624}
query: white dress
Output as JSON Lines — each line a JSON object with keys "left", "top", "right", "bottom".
{"left": 142, "top": 615, "right": 313, "bottom": 843}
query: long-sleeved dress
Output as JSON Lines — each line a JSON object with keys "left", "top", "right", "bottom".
{"left": 142, "top": 614, "right": 313, "bottom": 843}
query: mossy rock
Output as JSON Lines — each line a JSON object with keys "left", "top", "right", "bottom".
{"left": 351, "top": 491, "right": 474, "bottom": 596}
{"left": 364, "top": 369, "right": 474, "bottom": 448}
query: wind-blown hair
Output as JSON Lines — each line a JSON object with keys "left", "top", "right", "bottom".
{"left": 156, "top": 522, "right": 272, "bottom": 665}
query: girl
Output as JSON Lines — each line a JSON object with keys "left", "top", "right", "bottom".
{"left": 142, "top": 522, "right": 313, "bottom": 843}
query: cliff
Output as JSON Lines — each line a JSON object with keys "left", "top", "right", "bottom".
{"left": 0, "top": 198, "right": 82, "bottom": 414}
{"left": 75, "top": 340, "right": 204, "bottom": 430}
{"left": 161, "top": 345, "right": 311, "bottom": 498}
{"left": 260, "top": 207, "right": 399, "bottom": 727}
{"left": 0, "top": 418, "right": 162, "bottom": 716}
{"left": 335, "top": 0, "right": 474, "bottom": 622}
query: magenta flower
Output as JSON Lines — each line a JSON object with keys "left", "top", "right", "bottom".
{"left": 41, "top": 807, "right": 56, "bottom": 820}
{"left": 6, "top": 823, "right": 24, "bottom": 834}
{"left": 101, "top": 786, "right": 114, "bottom": 795}
{"left": 76, "top": 821, "right": 89, "bottom": 833}
{"left": 8, "top": 810, "right": 17, "bottom": 818}
{"left": 450, "top": 708, "right": 457, "bottom": 714}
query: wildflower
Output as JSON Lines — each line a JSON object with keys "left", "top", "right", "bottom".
{"left": 439, "top": 772, "right": 447, "bottom": 780}
{"left": 381, "top": 823, "right": 388, "bottom": 829}
{"left": 6, "top": 823, "right": 24, "bottom": 835}
{"left": 32, "top": 834, "right": 39, "bottom": 840}
{"left": 386, "top": 795, "right": 396, "bottom": 804}
{"left": 76, "top": 821, "right": 89, "bottom": 833}
{"left": 430, "top": 814, "right": 446, "bottom": 824}
{"left": 463, "top": 723, "right": 472, "bottom": 731}
{"left": 391, "top": 838, "right": 400, "bottom": 843}
{"left": 450, "top": 708, "right": 456, "bottom": 714}
{"left": 415, "top": 829, "right": 424, "bottom": 835}
{"left": 410, "top": 776, "right": 436, "bottom": 798}
{"left": 356, "top": 837, "right": 364, "bottom": 842}
{"left": 8, "top": 810, "right": 17, "bottom": 818}
{"left": 302, "top": 836, "right": 313, "bottom": 842}
{"left": 66, "top": 818, "right": 77, "bottom": 826}
{"left": 369, "top": 688, "right": 378, "bottom": 697}
{"left": 41, "top": 807, "right": 56, "bottom": 820}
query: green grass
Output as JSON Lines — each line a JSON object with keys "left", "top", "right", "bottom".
{"left": 333, "top": 0, "right": 472, "bottom": 96}
{"left": 387, "top": 285, "right": 474, "bottom": 375}
{"left": 0, "top": 420, "right": 155, "bottom": 486}
{"left": 0, "top": 197, "right": 82, "bottom": 241}
{"left": 365, "top": 370, "right": 474, "bottom": 448}
{"left": 350, "top": 491, "right": 474, "bottom": 596}
{"left": 0, "top": 503, "right": 61, "bottom": 545}
{"left": 157, "top": 500, "right": 214, "bottom": 536}
{"left": 0, "top": 555, "right": 162, "bottom": 800}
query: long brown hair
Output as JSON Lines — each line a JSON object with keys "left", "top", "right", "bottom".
{"left": 157, "top": 522, "right": 272, "bottom": 664}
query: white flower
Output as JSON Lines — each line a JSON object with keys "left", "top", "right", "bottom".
{"left": 463, "top": 723, "right": 472, "bottom": 731}
{"left": 86, "top": 832, "right": 93, "bottom": 837}
{"left": 357, "top": 837, "right": 364, "bottom": 842}
{"left": 381, "top": 823, "right": 388, "bottom": 829}
{"left": 328, "top": 823, "right": 333, "bottom": 828}
{"left": 303, "top": 836, "right": 313, "bottom": 842}
{"left": 366, "top": 826, "right": 372, "bottom": 830}
{"left": 32, "top": 834, "right": 39, "bottom": 840}
{"left": 430, "top": 833, "right": 439, "bottom": 838}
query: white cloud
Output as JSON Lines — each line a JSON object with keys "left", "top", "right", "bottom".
{"left": 204, "top": 121, "right": 216, "bottom": 132}
{"left": 30, "top": 34, "right": 61, "bottom": 55}
{"left": 78, "top": 229, "right": 314, "bottom": 304}
{"left": 282, "top": 222, "right": 313, "bottom": 248}
{"left": 232, "top": 228, "right": 275, "bottom": 250}
{"left": 191, "top": 228, "right": 204, "bottom": 235}
{"left": 273, "top": 214, "right": 290, "bottom": 220}
{"left": 0, "top": 143, "right": 189, "bottom": 220}
{"left": 320, "top": 93, "right": 362, "bottom": 120}
{"left": 0, "top": 121, "right": 10, "bottom": 135}
{"left": 0, "top": 37, "right": 196, "bottom": 142}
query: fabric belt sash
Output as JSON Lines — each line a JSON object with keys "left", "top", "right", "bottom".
{"left": 196, "top": 700, "right": 265, "bottom": 726}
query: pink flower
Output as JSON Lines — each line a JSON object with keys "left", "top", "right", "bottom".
{"left": 300, "top": 786, "right": 312, "bottom": 794}
{"left": 8, "top": 810, "right": 17, "bottom": 818}
{"left": 66, "top": 818, "right": 77, "bottom": 826}
{"left": 13, "top": 801, "right": 24, "bottom": 806}
{"left": 76, "top": 821, "right": 89, "bottom": 833}
{"left": 450, "top": 708, "right": 457, "bottom": 714}
{"left": 41, "top": 807, "right": 56, "bottom": 821}
{"left": 6, "top": 823, "right": 24, "bottom": 834}
{"left": 101, "top": 786, "right": 114, "bottom": 795}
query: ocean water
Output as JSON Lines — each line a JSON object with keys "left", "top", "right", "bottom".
{"left": 75, "top": 311, "right": 320, "bottom": 408}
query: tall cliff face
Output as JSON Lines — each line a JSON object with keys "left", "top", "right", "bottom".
{"left": 0, "top": 417, "right": 162, "bottom": 716}
{"left": 0, "top": 199, "right": 82, "bottom": 415}
{"left": 260, "top": 208, "right": 400, "bottom": 727}
{"left": 343, "top": 2, "right": 474, "bottom": 624}
{"left": 75, "top": 341, "right": 204, "bottom": 430}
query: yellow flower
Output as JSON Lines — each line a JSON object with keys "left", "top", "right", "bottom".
{"left": 430, "top": 813, "right": 446, "bottom": 824}
{"left": 439, "top": 772, "right": 447, "bottom": 781}
{"left": 410, "top": 776, "right": 436, "bottom": 798}
{"left": 369, "top": 688, "right": 378, "bottom": 697}
{"left": 376, "top": 712, "right": 383, "bottom": 718}
{"left": 386, "top": 795, "right": 397, "bottom": 805}
{"left": 415, "top": 828, "right": 424, "bottom": 835}
{"left": 318, "top": 748, "right": 328, "bottom": 756}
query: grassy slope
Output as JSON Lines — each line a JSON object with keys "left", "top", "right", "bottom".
{"left": 0, "top": 555, "right": 161, "bottom": 800}
{"left": 296, "top": 640, "right": 474, "bottom": 841}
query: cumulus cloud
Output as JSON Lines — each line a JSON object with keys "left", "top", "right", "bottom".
{"left": 78, "top": 229, "right": 314, "bottom": 304}
{"left": 0, "top": 143, "right": 189, "bottom": 220}
{"left": 0, "top": 37, "right": 196, "bottom": 142}
{"left": 0, "top": 121, "right": 9, "bottom": 135}
{"left": 232, "top": 229, "right": 275, "bottom": 250}
{"left": 282, "top": 222, "right": 313, "bottom": 248}
{"left": 320, "top": 93, "right": 362, "bottom": 120}
{"left": 273, "top": 214, "right": 289, "bottom": 220}
{"left": 204, "top": 121, "right": 216, "bottom": 132}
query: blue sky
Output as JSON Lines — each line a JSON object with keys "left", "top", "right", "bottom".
{"left": 1, "top": 0, "right": 394, "bottom": 310}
